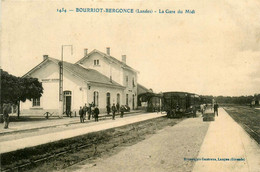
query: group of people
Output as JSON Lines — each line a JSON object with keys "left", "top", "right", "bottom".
{"left": 106, "top": 103, "right": 126, "bottom": 120}
{"left": 79, "top": 103, "right": 127, "bottom": 123}
{"left": 79, "top": 103, "right": 100, "bottom": 123}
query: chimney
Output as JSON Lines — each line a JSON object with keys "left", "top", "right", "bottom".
{"left": 43, "top": 55, "right": 48, "bottom": 61}
{"left": 84, "top": 48, "right": 88, "bottom": 56}
{"left": 106, "top": 47, "right": 110, "bottom": 55}
{"left": 122, "top": 55, "right": 126, "bottom": 64}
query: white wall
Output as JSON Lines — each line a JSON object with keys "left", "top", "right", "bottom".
{"left": 81, "top": 53, "right": 123, "bottom": 85}
{"left": 81, "top": 52, "right": 138, "bottom": 110}
{"left": 123, "top": 68, "right": 138, "bottom": 109}
{"left": 87, "top": 85, "right": 124, "bottom": 113}
{"left": 21, "top": 60, "right": 88, "bottom": 115}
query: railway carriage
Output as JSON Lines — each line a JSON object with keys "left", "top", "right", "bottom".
{"left": 162, "top": 92, "right": 201, "bottom": 118}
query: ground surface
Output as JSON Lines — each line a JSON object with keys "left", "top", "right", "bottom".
{"left": 193, "top": 108, "right": 260, "bottom": 172}
{"left": 1, "top": 114, "right": 184, "bottom": 171}
{"left": 65, "top": 114, "right": 209, "bottom": 172}
{"left": 223, "top": 105, "right": 260, "bottom": 144}
{"left": 1, "top": 107, "right": 259, "bottom": 172}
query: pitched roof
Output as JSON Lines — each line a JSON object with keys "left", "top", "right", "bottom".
{"left": 137, "top": 83, "right": 150, "bottom": 93}
{"left": 76, "top": 49, "right": 139, "bottom": 73}
{"left": 24, "top": 57, "right": 125, "bottom": 89}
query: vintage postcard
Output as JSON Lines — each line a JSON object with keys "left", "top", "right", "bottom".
{"left": 0, "top": 0, "right": 259, "bottom": 171}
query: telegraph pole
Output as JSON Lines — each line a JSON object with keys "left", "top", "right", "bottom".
{"left": 59, "top": 45, "right": 73, "bottom": 118}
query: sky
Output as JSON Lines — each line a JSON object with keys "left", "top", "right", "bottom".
{"left": 1, "top": 0, "right": 260, "bottom": 96}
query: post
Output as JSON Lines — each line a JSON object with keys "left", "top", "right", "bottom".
{"left": 59, "top": 45, "right": 73, "bottom": 118}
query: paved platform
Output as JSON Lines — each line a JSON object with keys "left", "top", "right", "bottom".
{"left": 193, "top": 108, "right": 260, "bottom": 172}
{"left": 0, "top": 110, "right": 143, "bottom": 135}
{"left": 0, "top": 112, "right": 165, "bottom": 154}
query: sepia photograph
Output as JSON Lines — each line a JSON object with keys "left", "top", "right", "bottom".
{"left": 0, "top": 0, "right": 259, "bottom": 171}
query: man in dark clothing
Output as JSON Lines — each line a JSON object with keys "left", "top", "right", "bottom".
{"left": 112, "top": 103, "right": 116, "bottom": 120}
{"left": 214, "top": 103, "right": 219, "bottom": 116}
{"left": 120, "top": 105, "right": 125, "bottom": 118}
{"left": 83, "top": 103, "right": 88, "bottom": 120}
{"left": 106, "top": 104, "right": 111, "bottom": 115}
{"left": 79, "top": 106, "right": 84, "bottom": 123}
{"left": 87, "top": 103, "right": 92, "bottom": 120}
{"left": 3, "top": 103, "right": 11, "bottom": 129}
{"left": 94, "top": 106, "right": 100, "bottom": 122}
{"left": 116, "top": 103, "right": 120, "bottom": 114}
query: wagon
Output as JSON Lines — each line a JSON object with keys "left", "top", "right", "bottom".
{"left": 162, "top": 92, "right": 201, "bottom": 118}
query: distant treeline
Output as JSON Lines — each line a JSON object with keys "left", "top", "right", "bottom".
{"left": 201, "top": 95, "right": 259, "bottom": 105}
{"left": 214, "top": 96, "right": 254, "bottom": 104}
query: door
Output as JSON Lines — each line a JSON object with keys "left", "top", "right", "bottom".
{"left": 64, "top": 91, "right": 72, "bottom": 116}
{"left": 66, "top": 96, "right": 71, "bottom": 113}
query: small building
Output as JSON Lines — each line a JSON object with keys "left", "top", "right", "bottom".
{"left": 21, "top": 48, "right": 138, "bottom": 115}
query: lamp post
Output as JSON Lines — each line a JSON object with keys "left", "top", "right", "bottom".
{"left": 59, "top": 45, "right": 73, "bottom": 118}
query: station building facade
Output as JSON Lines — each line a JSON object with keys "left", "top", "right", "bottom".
{"left": 20, "top": 48, "right": 138, "bottom": 115}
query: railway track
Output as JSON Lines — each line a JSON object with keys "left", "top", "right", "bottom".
{"left": 1, "top": 130, "right": 127, "bottom": 172}
{"left": 1, "top": 117, "right": 165, "bottom": 172}
{"left": 232, "top": 117, "right": 260, "bottom": 144}
{"left": 223, "top": 107, "right": 260, "bottom": 144}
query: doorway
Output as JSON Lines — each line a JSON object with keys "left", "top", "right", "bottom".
{"left": 64, "top": 91, "right": 72, "bottom": 116}
{"left": 106, "top": 92, "right": 111, "bottom": 106}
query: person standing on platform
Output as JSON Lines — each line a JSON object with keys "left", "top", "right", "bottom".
{"left": 106, "top": 104, "right": 111, "bottom": 116}
{"left": 112, "top": 103, "right": 116, "bottom": 120}
{"left": 87, "top": 103, "right": 92, "bottom": 120}
{"left": 214, "top": 102, "right": 219, "bottom": 116}
{"left": 79, "top": 106, "right": 84, "bottom": 123}
{"left": 94, "top": 106, "right": 100, "bottom": 122}
{"left": 116, "top": 103, "right": 120, "bottom": 114}
{"left": 91, "top": 102, "right": 95, "bottom": 119}
{"left": 120, "top": 105, "right": 125, "bottom": 118}
{"left": 3, "top": 103, "right": 11, "bottom": 129}
{"left": 83, "top": 103, "right": 88, "bottom": 120}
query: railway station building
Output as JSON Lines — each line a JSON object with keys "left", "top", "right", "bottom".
{"left": 20, "top": 48, "right": 138, "bottom": 115}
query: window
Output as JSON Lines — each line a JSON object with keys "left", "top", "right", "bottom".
{"left": 32, "top": 98, "right": 40, "bottom": 107}
{"left": 126, "top": 94, "right": 128, "bottom": 106}
{"left": 94, "top": 59, "right": 99, "bottom": 66}
{"left": 117, "top": 93, "right": 120, "bottom": 105}
{"left": 126, "top": 76, "right": 128, "bottom": 86}
{"left": 93, "top": 91, "right": 99, "bottom": 106}
{"left": 132, "top": 77, "right": 135, "bottom": 87}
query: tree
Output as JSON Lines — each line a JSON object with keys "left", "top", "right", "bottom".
{"left": 1, "top": 70, "right": 43, "bottom": 118}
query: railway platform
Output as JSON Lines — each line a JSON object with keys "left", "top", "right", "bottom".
{"left": 0, "top": 112, "right": 165, "bottom": 154}
{"left": 0, "top": 110, "right": 143, "bottom": 135}
{"left": 193, "top": 108, "right": 260, "bottom": 172}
